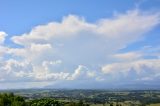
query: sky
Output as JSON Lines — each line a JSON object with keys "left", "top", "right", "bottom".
{"left": 0, "top": 0, "right": 160, "bottom": 89}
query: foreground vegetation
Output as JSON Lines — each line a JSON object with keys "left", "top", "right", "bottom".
{"left": 0, "top": 93, "right": 26, "bottom": 106}
{"left": 0, "top": 93, "right": 89, "bottom": 106}
{"left": 0, "top": 89, "right": 160, "bottom": 106}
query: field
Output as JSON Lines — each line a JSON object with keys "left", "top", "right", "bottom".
{"left": 0, "top": 89, "right": 160, "bottom": 106}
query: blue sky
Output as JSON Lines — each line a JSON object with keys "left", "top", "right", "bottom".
{"left": 1, "top": 0, "right": 159, "bottom": 34}
{"left": 0, "top": 0, "right": 160, "bottom": 89}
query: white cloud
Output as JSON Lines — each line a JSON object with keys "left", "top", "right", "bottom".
{"left": 113, "top": 52, "right": 143, "bottom": 61}
{"left": 11, "top": 15, "right": 96, "bottom": 46}
{"left": 0, "top": 9, "right": 160, "bottom": 88}
{"left": 11, "top": 10, "right": 160, "bottom": 51}
{"left": 7, "top": 43, "right": 53, "bottom": 63}
{"left": 0, "top": 59, "right": 33, "bottom": 82}
{"left": 0, "top": 31, "right": 7, "bottom": 44}
{"left": 10, "top": 9, "right": 160, "bottom": 65}
{"left": 0, "top": 32, "right": 8, "bottom": 59}
{"left": 101, "top": 59, "right": 160, "bottom": 82}
{"left": 42, "top": 60, "right": 62, "bottom": 68}
{"left": 0, "top": 46, "right": 8, "bottom": 58}
{"left": 98, "top": 10, "right": 160, "bottom": 37}
{"left": 67, "top": 65, "right": 95, "bottom": 80}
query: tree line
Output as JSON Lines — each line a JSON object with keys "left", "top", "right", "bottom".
{"left": 0, "top": 93, "right": 90, "bottom": 106}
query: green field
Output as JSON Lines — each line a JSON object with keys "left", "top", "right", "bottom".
{"left": 0, "top": 89, "right": 160, "bottom": 106}
{"left": 147, "top": 103, "right": 160, "bottom": 106}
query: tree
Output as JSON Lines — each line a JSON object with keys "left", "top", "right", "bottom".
{"left": 110, "top": 103, "right": 113, "bottom": 106}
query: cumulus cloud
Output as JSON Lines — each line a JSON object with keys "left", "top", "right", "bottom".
{"left": 0, "top": 32, "right": 8, "bottom": 58}
{"left": 10, "top": 9, "right": 160, "bottom": 64}
{"left": 12, "top": 10, "right": 160, "bottom": 49}
{"left": 0, "top": 31, "right": 8, "bottom": 61}
{"left": 67, "top": 65, "right": 95, "bottom": 80}
{"left": 0, "top": 31, "right": 7, "bottom": 44}
{"left": 0, "top": 59, "right": 33, "bottom": 82}
{"left": 0, "top": 9, "right": 160, "bottom": 88}
{"left": 0, "top": 46, "right": 8, "bottom": 58}
{"left": 101, "top": 59, "right": 160, "bottom": 82}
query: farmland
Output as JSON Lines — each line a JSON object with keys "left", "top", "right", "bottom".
{"left": 0, "top": 89, "right": 160, "bottom": 106}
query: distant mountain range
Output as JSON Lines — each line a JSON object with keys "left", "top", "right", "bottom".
{"left": 45, "top": 81, "right": 160, "bottom": 90}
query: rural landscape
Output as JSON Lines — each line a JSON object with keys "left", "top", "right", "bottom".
{"left": 0, "top": 0, "right": 160, "bottom": 106}
{"left": 0, "top": 89, "right": 160, "bottom": 106}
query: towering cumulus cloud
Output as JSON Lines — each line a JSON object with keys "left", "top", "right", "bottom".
{"left": 0, "top": 9, "right": 160, "bottom": 89}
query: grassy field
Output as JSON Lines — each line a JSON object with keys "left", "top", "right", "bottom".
{"left": 91, "top": 104, "right": 160, "bottom": 106}
{"left": 147, "top": 103, "right": 160, "bottom": 106}
{"left": 91, "top": 102, "right": 160, "bottom": 106}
